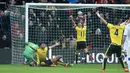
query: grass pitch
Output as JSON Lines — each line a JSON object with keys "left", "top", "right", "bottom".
{"left": 0, "top": 64, "right": 126, "bottom": 73}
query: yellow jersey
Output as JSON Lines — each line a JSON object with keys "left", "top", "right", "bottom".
{"left": 107, "top": 23, "right": 126, "bottom": 45}
{"left": 75, "top": 26, "right": 87, "bottom": 42}
{"left": 36, "top": 47, "right": 48, "bottom": 64}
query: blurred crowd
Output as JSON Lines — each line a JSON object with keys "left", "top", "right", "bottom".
{"left": 0, "top": 10, "right": 10, "bottom": 48}
{"left": 0, "top": 0, "right": 130, "bottom": 5}
{"left": 0, "top": 0, "right": 130, "bottom": 48}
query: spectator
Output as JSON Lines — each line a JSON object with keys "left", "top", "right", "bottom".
{"left": 56, "top": 0, "right": 69, "bottom": 3}
{"left": 0, "top": 10, "right": 4, "bottom": 29}
{"left": 29, "top": 9, "right": 37, "bottom": 25}
{"left": 125, "top": 0, "right": 130, "bottom": 4}
{"left": 108, "top": 0, "right": 116, "bottom": 4}
{"left": 41, "top": 0, "right": 47, "bottom": 3}
{"left": 51, "top": 0, "right": 56, "bottom": 3}
{"left": 9, "top": 0, "right": 16, "bottom": 5}
{"left": 85, "top": 0, "right": 95, "bottom": 3}
{"left": 62, "top": 0, "right": 69, "bottom": 3}
{"left": 65, "top": 35, "right": 76, "bottom": 49}
{"left": 15, "top": 0, "right": 23, "bottom": 5}
{"left": 115, "top": 0, "right": 126, "bottom": 4}
{"left": 95, "top": 0, "right": 108, "bottom": 4}
{"left": 67, "top": 0, "right": 79, "bottom": 4}
{"left": 80, "top": 0, "right": 87, "bottom": 3}
{"left": 0, "top": 29, "right": 10, "bottom": 48}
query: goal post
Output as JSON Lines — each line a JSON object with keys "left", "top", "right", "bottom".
{"left": 10, "top": 3, "right": 130, "bottom": 64}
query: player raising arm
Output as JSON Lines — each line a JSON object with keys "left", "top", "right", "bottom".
{"left": 70, "top": 14, "right": 93, "bottom": 64}
{"left": 122, "top": 18, "right": 130, "bottom": 72}
{"left": 120, "top": 20, "right": 129, "bottom": 64}
{"left": 28, "top": 42, "right": 71, "bottom": 67}
{"left": 96, "top": 11, "right": 129, "bottom": 72}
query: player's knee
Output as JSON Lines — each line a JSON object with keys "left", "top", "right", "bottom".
{"left": 55, "top": 55, "right": 62, "bottom": 60}
{"left": 53, "top": 55, "right": 62, "bottom": 62}
{"left": 29, "top": 62, "right": 35, "bottom": 66}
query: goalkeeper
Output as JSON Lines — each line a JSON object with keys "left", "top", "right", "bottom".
{"left": 28, "top": 42, "right": 71, "bottom": 67}
{"left": 23, "top": 42, "right": 39, "bottom": 66}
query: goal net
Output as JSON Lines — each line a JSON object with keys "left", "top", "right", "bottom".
{"left": 9, "top": 4, "right": 130, "bottom": 64}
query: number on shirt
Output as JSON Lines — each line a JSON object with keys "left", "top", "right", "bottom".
{"left": 81, "top": 31, "right": 85, "bottom": 37}
{"left": 114, "top": 29, "right": 118, "bottom": 36}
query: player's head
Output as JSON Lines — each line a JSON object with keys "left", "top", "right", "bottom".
{"left": 113, "top": 18, "right": 120, "bottom": 25}
{"left": 39, "top": 42, "right": 46, "bottom": 49}
{"left": 78, "top": 22, "right": 82, "bottom": 27}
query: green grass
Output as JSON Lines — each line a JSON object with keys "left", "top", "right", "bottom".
{"left": 0, "top": 64, "right": 126, "bottom": 73}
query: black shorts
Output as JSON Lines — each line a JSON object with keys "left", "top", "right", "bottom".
{"left": 77, "top": 41, "right": 86, "bottom": 50}
{"left": 105, "top": 44, "right": 122, "bottom": 57}
{"left": 45, "top": 59, "right": 53, "bottom": 66}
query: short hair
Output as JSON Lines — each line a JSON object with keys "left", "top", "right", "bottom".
{"left": 39, "top": 42, "right": 45, "bottom": 46}
{"left": 114, "top": 18, "right": 120, "bottom": 25}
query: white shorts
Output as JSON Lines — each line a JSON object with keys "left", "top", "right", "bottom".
{"left": 126, "top": 41, "right": 130, "bottom": 56}
{"left": 122, "top": 41, "right": 128, "bottom": 52}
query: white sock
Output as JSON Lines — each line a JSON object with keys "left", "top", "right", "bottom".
{"left": 127, "top": 57, "right": 130, "bottom": 71}
{"left": 122, "top": 54, "right": 126, "bottom": 63}
{"left": 124, "top": 55, "right": 127, "bottom": 63}
{"left": 59, "top": 57, "right": 63, "bottom": 62}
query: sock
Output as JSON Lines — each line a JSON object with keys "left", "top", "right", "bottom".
{"left": 76, "top": 54, "right": 78, "bottom": 64}
{"left": 128, "top": 58, "right": 130, "bottom": 71}
{"left": 57, "top": 61, "right": 65, "bottom": 66}
{"left": 85, "top": 52, "right": 93, "bottom": 60}
{"left": 75, "top": 50, "right": 78, "bottom": 64}
{"left": 118, "top": 57, "right": 126, "bottom": 68}
{"left": 124, "top": 54, "right": 127, "bottom": 62}
{"left": 57, "top": 56, "right": 66, "bottom": 66}
{"left": 102, "top": 58, "right": 107, "bottom": 70}
{"left": 58, "top": 57, "right": 63, "bottom": 63}
{"left": 121, "top": 54, "right": 124, "bottom": 59}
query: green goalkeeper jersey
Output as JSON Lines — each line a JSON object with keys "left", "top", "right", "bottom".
{"left": 23, "top": 42, "right": 39, "bottom": 57}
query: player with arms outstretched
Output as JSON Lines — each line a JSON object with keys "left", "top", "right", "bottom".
{"left": 28, "top": 42, "right": 71, "bottom": 67}
{"left": 69, "top": 14, "right": 93, "bottom": 64}
{"left": 96, "top": 11, "right": 129, "bottom": 72}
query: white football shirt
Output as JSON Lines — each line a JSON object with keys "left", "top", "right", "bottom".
{"left": 124, "top": 23, "right": 130, "bottom": 41}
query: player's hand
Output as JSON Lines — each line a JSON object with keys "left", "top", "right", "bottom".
{"left": 124, "top": 20, "right": 128, "bottom": 25}
{"left": 84, "top": 14, "right": 87, "bottom": 17}
{"left": 96, "top": 11, "right": 101, "bottom": 18}
{"left": 96, "top": 10, "right": 99, "bottom": 13}
{"left": 55, "top": 42, "right": 60, "bottom": 46}
{"left": 69, "top": 15, "right": 73, "bottom": 19}
{"left": 83, "top": 14, "right": 87, "bottom": 19}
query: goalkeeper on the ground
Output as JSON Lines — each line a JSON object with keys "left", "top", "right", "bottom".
{"left": 23, "top": 42, "right": 39, "bottom": 66}
{"left": 25, "top": 42, "right": 71, "bottom": 67}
